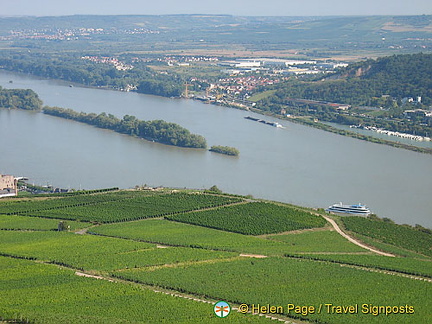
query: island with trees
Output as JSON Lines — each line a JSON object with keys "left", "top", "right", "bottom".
{"left": 43, "top": 106, "right": 207, "bottom": 149}
{"left": 0, "top": 87, "right": 42, "bottom": 110}
{"left": 209, "top": 145, "right": 239, "bottom": 156}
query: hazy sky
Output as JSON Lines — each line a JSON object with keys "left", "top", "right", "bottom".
{"left": 2, "top": 0, "right": 432, "bottom": 17}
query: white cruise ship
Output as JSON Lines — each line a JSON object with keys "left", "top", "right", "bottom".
{"left": 326, "top": 202, "right": 371, "bottom": 216}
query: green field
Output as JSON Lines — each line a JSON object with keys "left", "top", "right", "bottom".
{"left": 168, "top": 202, "right": 327, "bottom": 235}
{"left": 248, "top": 90, "right": 277, "bottom": 102}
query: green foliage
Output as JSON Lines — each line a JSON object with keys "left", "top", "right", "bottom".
{"left": 0, "top": 257, "right": 265, "bottom": 323}
{"left": 0, "top": 87, "right": 42, "bottom": 110}
{"left": 168, "top": 202, "right": 327, "bottom": 235}
{"left": 208, "top": 185, "right": 222, "bottom": 194}
{"left": 209, "top": 145, "right": 240, "bottom": 156}
{"left": 43, "top": 106, "right": 207, "bottom": 149}
{"left": 342, "top": 216, "right": 432, "bottom": 257}
{"left": 137, "top": 79, "right": 183, "bottom": 97}
{"left": 114, "top": 257, "right": 432, "bottom": 324}
{"left": 24, "top": 192, "right": 241, "bottom": 223}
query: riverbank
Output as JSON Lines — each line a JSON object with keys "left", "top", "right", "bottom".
{"left": 248, "top": 108, "right": 432, "bottom": 155}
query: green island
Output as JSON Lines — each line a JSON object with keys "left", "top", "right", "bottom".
{"left": 209, "top": 145, "right": 240, "bottom": 156}
{"left": 43, "top": 106, "right": 207, "bottom": 149}
{"left": 0, "top": 187, "right": 431, "bottom": 323}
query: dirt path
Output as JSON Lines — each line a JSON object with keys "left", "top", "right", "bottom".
{"left": 322, "top": 215, "right": 395, "bottom": 257}
{"left": 74, "top": 270, "right": 296, "bottom": 323}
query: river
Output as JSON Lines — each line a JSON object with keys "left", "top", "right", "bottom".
{"left": 1, "top": 71, "right": 431, "bottom": 227}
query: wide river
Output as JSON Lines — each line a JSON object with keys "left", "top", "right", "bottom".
{"left": 1, "top": 71, "right": 431, "bottom": 227}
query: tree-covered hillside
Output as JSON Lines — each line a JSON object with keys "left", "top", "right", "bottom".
{"left": 262, "top": 53, "right": 432, "bottom": 108}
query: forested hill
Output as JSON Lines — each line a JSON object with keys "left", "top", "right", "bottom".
{"left": 339, "top": 53, "right": 432, "bottom": 103}
{"left": 263, "top": 53, "right": 432, "bottom": 108}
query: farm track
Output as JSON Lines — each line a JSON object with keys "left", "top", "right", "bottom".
{"left": 115, "top": 255, "right": 243, "bottom": 272}
{"left": 321, "top": 215, "right": 396, "bottom": 257}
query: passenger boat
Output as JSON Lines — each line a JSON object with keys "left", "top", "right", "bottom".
{"left": 326, "top": 202, "right": 371, "bottom": 216}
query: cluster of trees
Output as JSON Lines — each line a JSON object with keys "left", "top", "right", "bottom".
{"left": 209, "top": 145, "right": 239, "bottom": 156}
{"left": 0, "top": 87, "right": 42, "bottom": 110}
{"left": 137, "top": 80, "right": 183, "bottom": 97}
{"left": 43, "top": 106, "right": 207, "bottom": 149}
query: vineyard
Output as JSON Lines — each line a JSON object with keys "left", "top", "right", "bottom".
{"left": 17, "top": 192, "right": 242, "bottom": 223}
{"left": 167, "top": 202, "right": 327, "bottom": 235}
{"left": 0, "top": 214, "right": 87, "bottom": 231}
{"left": 341, "top": 216, "right": 432, "bottom": 257}
{"left": 284, "top": 253, "right": 432, "bottom": 278}
{"left": 0, "top": 231, "right": 236, "bottom": 271}
{"left": 113, "top": 257, "right": 432, "bottom": 324}
{"left": 0, "top": 257, "right": 266, "bottom": 323}
{"left": 91, "top": 218, "right": 305, "bottom": 256}
{"left": 0, "top": 189, "right": 137, "bottom": 215}
{"left": 0, "top": 188, "right": 430, "bottom": 324}
{"left": 266, "top": 230, "right": 367, "bottom": 253}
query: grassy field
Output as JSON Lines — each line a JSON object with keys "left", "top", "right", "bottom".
{"left": 248, "top": 90, "right": 277, "bottom": 102}
{"left": 0, "top": 189, "right": 431, "bottom": 323}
